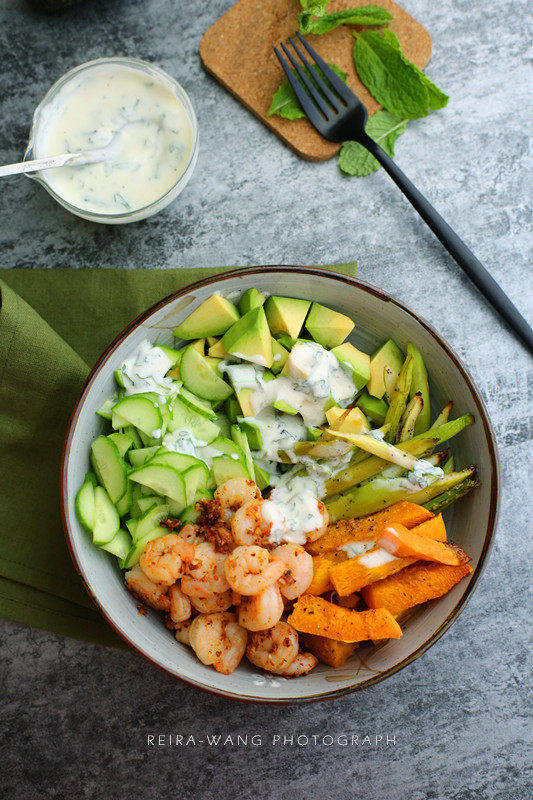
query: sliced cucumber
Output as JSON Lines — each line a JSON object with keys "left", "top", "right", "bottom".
{"left": 224, "top": 396, "right": 241, "bottom": 423}
{"left": 90, "top": 436, "right": 127, "bottom": 504}
{"left": 83, "top": 469, "right": 98, "bottom": 487}
{"left": 112, "top": 397, "right": 162, "bottom": 437}
{"left": 182, "top": 464, "right": 209, "bottom": 505}
{"left": 180, "top": 504, "right": 201, "bottom": 524}
{"left": 115, "top": 481, "right": 133, "bottom": 517}
{"left": 210, "top": 436, "right": 246, "bottom": 462}
{"left": 128, "top": 446, "right": 160, "bottom": 468}
{"left": 96, "top": 398, "right": 115, "bottom": 420}
{"left": 214, "top": 411, "right": 231, "bottom": 438}
{"left": 101, "top": 528, "right": 132, "bottom": 560}
{"left": 125, "top": 518, "right": 138, "bottom": 536}
{"left": 75, "top": 480, "right": 95, "bottom": 531}
{"left": 124, "top": 425, "right": 143, "bottom": 449}
{"left": 111, "top": 411, "right": 132, "bottom": 429}
{"left": 156, "top": 344, "right": 183, "bottom": 366}
{"left": 93, "top": 486, "right": 120, "bottom": 546}
{"left": 167, "top": 397, "right": 220, "bottom": 443}
{"left": 178, "top": 386, "right": 217, "bottom": 420}
{"left": 212, "top": 456, "right": 251, "bottom": 486}
{"left": 108, "top": 432, "right": 134, "bottom": 458}
{"left": 121, "top": 525, "right": 168, "bottom": 569}
{"left": 180, "top": 345, "right": 233, "bottom": 402}
{"left": 135, "top": 495, "right": 166, "bottom": 515}
{"left": 129, "top": 464, "right": 186, "bottom": 507}
{"left": 132, "top": 503, "right": 170, "bottom": 543}
{"left": 238, "top": 420, "right": 262, "bottom": 450}
{"left": 151, "top": 449, "right": 205, "bottom": 472}
{"left": 231, "top": 425, "right": 255, "bottom": 478}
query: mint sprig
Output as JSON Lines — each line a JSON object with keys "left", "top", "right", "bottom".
{"left": 339, "top": 110, "right": 407, "bottom": 176}
{"left": 299, "top": 6, "right": 392, "bottom": 36}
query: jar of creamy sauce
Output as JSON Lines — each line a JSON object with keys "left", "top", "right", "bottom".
{"left": 24, "top": 57, "right": 198, "bottom": 223}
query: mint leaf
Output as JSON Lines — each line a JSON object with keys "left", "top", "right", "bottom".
{"left": 353, "top": 30, "right": 430, "bottom": 118}
{"left": 380, "top": 29, "right": 449, "bottom": 110}
{"left": 299, "top": 0, "right": 330, "bottom": 31}
{"left": 339, "top": 110, "right": 407, "bottom": 176}
{"left": 267, "top": 63, "right": 348, "bottom": 120}
{"left": 299, "top": 6, "right": 392, "bottom": 35}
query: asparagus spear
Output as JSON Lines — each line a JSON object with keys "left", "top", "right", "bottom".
{"left": 398, "top": 392, "right": 423, "bottom": 442}
{"left": 383, "top": 355, "right": 413, "bottom": 442}
{"left": 406, "top": 342, "right": 431, "bottom": 435}
{"left": 442, "top": 454, "right": 455, "bottom": 474}
{"left": 422, "top": 475, "right": 480, "bottom": 513}
{"left": 326, "top": 468, "right": 476, "bottom": 522}
{"left": 324, "top": 414, "right": 474, "bottom": 497}
{"left": 429, "top": 401, "right": 453, "bottom": 431}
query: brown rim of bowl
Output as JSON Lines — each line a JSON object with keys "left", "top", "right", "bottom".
{"left": 60, "top": 266, "right": 500, "bottom": 705}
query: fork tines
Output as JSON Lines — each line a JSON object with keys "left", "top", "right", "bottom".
{"left": 273, "top": 32, "right": 351, "bottom": 129}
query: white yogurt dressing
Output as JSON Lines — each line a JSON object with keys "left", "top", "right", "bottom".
{"left": 119, "top": 340, "right": 179, "bottom": 398}
{"left": 358, "top": 548, "right": 399, "bottom": 569}
{"left": 239, "top": 409, "right": 308, "bottom": 462}
{"left": 338, "top": 540, "right": 375, "bottom": 558}
{"left": 35, "top": 64, "right": 193, "bottom": 214}
{"left": 266, "top": 476, "right": 327, "bottom": 546}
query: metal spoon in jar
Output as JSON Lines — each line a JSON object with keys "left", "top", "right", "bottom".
{"left": 0, "top": 121, "right": 143, "bottom": 178}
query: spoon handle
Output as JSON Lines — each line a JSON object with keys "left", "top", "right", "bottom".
{"left": 0, "top": 150, "right": 104, "bottom": 177}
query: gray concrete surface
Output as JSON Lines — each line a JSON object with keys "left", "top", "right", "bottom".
{"left": 0, "top": 0, "right": 531, "bottom": 798}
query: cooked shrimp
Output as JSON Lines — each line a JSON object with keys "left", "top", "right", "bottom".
{"left": 224, "top": 545, "right": 286, "bottom": 595}
{"left": 189, "top": 612, "right": 248, "bottom": 675}
{"left": 231, "top": 500, "right": 280, "bottom": 546}
{"left": 246, "top": 621, "right": 299, "bottom": 672}
{"left": 189, "top": 589, "right": 233, "bottom": 614}
{"left": 140, "top": 534, "right": 195, "bottom": 587}
{"left": 304, "top": 501, "right": 329, "bottom": 542}
{"left": 238, "top": 583, "right": 284, "bottom": 631}
{"left": 271, "top": 543, "right": 313, "bottom": 600}
{"left": 181, "top": 542, "right": 230, "bottom": 598}
{"left": 125, "top": 565, "right": 170, "bottom": 612}
{"left": 168, "top": 582, "right": 192, "bottom": 623}
{"left": 174, "top": 619, "right": 193, "bottom": 645}
{"left": 179, "top": 524, "right": 203, "bottom": 545}
{"left": 215, "top": 478, "right": 261, "bottom": 511}
{"left": 273, "top": 651, "right": 318, "bottom": 677}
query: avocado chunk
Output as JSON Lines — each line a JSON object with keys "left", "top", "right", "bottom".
{"left": 356, "top": 389, "right": 389, "bottom": 425}
{"left": 331, "top": 342, "right": 371, "bottom": 392}
{"left": 221, "top": 307, "right": 273, "bottom": 367}
{"left": 173, "top": 295, "right": 239, "bottom": 340}
{"left": 406, "top": 342, "right": 431, "bottom": 435}
{"left": 270, "top": 337, "right": 289, "bottom": 374}
{"left": 272, "top": 400, "right": 298, "bottom": 415}
{"left": 239, "top": 420, "right": 263, "bottom": 450}
{"left": 326, "top": 406, "right": 370, "bottom": 434}
{"left": 208, "top": 339, "right": 227, "bottom": 358}
{"left": 305, "top": 302, "right": 355, "bottom": 349}
{"left": 238, "top": 288, "right": 266, "bottom": 316}
{"left": 264, "top": 296, "right": 311, "bottom": 340}
{"left": 367, "top": 339, "right": 404, "bottom": 399}
{"left": 307, "top": 426, "right": 322, "bottom": 441}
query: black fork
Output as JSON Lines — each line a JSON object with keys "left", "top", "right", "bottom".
{"left": 274, "top": 33, "right": 533, "bottom": 354}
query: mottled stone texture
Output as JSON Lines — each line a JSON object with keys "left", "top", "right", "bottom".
{"left": 0, "top": 0, "right": 531, "bottom": 798}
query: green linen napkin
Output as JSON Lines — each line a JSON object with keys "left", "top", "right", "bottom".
{"left": 0, "top": 263, "right": 357, "bottom": 648}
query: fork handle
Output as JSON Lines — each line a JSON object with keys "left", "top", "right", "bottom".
{"left": 361, "top": 134, "right": 533, "bottom": 354}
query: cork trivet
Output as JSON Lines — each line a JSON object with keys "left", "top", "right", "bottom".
{"left": 200, "top": 0, "right": 432, "bottom": 161}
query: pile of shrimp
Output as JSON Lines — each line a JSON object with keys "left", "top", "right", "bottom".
{"left": 125, "top": 477, "right": 329, "bottom": 677}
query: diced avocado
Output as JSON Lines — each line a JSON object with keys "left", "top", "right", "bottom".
{"left": 191, "top": 339, "right": 206, "bottom": 354}
{"left": 207, "top": 336, "right": 218, "bottom": 346}
{"left": 221, "top": 307, "right": 273, "bottom": 368}
{"left": 326, "top": 406, "right": 370, "bottom": 434}
{"left": 230, "top": 425, "right": 255, "bottom": 478}
{"left": 238, "top": 288, "right": 265, "bottom": 315}
{"left": 356, "top": 389, "right": 389, "bottom": 425}
{"left": 208, "top": 339, "right": 227, "bottom": 358}
{"left": 205, "top": 356, "right": 223, "bottom": 372}
{"left": 253, "top": 463, "right": 271, "bottom": 491}
{"left": 275, "top": 333, "right": 297, "bottom": 350}
{"left": 331, "top": 342, "right": 371, "bottom": 392}
{"left": 367, "top": 339, "right": 404, "bottom": 399}
{"left": 264, "top": 296, "right": 311, "bottom": 340}
{"left": 270, "top": 337, "right": 289, "bottom": 375}
{"left": 173, "top": 295, "right": 239, "bottom": 340}
{"left": 406, "top": 342, "right": 431, "bottom": 435}
{"left": 180, "top": 345, "right": 233, "bottom": 402}
{"left": 272, "top": 400, "right": 298, "bottom": 415}
{"left": 305, "top": 302, "right": 355, "bottom": 349}
{"left": 224, "top": 396, "right": 241, "bottom": 423}
{"left": 239, "top": 420, "right": 263, "bottom": 450}
{"left": 307, "top": 427, "right": 322, "bottom": 441}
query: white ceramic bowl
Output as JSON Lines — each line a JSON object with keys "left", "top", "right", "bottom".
{"left": 61, "top": 268, "right": 499, "bottom": 703}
